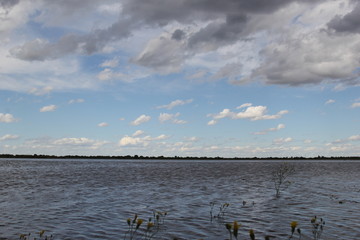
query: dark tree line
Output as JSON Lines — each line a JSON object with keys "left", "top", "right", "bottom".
{"left": 0, "top": 154, "right": 359, "bottom": 160}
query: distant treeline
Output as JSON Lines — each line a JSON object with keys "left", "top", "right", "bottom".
{"left": 0, "top": 154, "right": 359, "bottom": 160}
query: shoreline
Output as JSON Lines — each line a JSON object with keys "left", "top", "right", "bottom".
{"left": 1, "top": 154, "right": 359, "bottom": 161}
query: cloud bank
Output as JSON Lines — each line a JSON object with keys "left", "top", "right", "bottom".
{"left": 2, "top": 0, "right": 360, "bottom": 92}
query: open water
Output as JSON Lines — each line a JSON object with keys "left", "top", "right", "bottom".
{"left": 0, "top": 158, "right": 360, "bottom": 239}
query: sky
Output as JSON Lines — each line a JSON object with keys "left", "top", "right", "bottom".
{"left": 0, "top": 0, "right": 360, "bottom": 158}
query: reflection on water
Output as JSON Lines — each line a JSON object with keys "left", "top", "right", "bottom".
{"left": 1, "top": 159, "right": 360, "bottom": 239}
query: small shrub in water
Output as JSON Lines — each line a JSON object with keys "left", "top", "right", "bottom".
{"left": 272, "top": 162, "right": 295, "bottom": 198}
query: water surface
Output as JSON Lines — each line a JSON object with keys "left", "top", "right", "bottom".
{"left": 1, "top": 159, "right": 359, "bottom": 239}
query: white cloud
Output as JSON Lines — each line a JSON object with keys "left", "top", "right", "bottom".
{"left": 325, "top": 99, "right": 335, "bottom": 105}
{"left": 254, "top": 123, "right": 285, "bottom": 135}
{"left": 132, "top": 130, "right": 144, "bottom": 137}
{"left": 118, "top": 134, "right": 169, "bottom": 147}
{"left": 331, "top": 134, "right": 360, "bottom": 144}
{"left": 40, "top": 105, "right": 57, "bottom": 112}
{"left": 118, "top": 135, "right": 144, "bottom": 147}
{"left": 187, "top": 70, "right": 207, "bottom": 80}
{"left": 0, "top": 134, "right": 19, "bottom": 141}
{"left": 28, "top": 86, "right": 53, "bottom": 96}
{"left": 100, "top": 57, "right": 119, "bottom": 68}
{"left": 130, "top": 114, "right": 151, "bottom": 126}
{"left": 97, "top": 68, "right": 112, "bottom": 81}
{"left": 98, "top": 122, "right": 109, "bottom": 127}
{"left": 68, "top": 98, "right": 85, "bottom": 104}
{"left": 349, "top": 135, "right": 360, "bottom": 141}
{"left": 53, "top": 137, "right": 107, "bottom": 149}
{"left": 207, "top": 119, "right": 217, "bottom": 126}
{"left": 97, "top": 68, "right": 133, "bottom": 83}
{"left": 0, "top": 113, "right": 17, "bottom": 123}
{"left": 156, "top": 99, "right": 193, "bottom": 110}
{"left": 236, "top": 103, "right": 252, "bottom": 109}
{"left": 185, "top": 136, "right": 199, "bottom": 142}
{"left": 351, "top": 102, "right": 360, "bottom": 108}
{"left": 159, "top": 113, "right": 187, "bottom": 124}
{"left": 273, "top": 137, "right": 293, "bottom": 145}
{"left": 208, "top": 105, "right": 288, "bottom": 124}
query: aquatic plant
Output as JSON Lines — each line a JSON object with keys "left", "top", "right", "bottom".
{"left": 19, "top": 230, "right": 53, "bottom": 240}
{"left": 272, "top": 162, "right": 295, "bottom": 198}
{"left": 289, "top": 221, "right": 301, "bottom": 239}
{"left": 124, "top": 214, "right": 143, "bottom": 240}
{"left": 210, "top": 202, "right": 230, "bottom": 221}
{"left": 224, "top": 221, "right": 240, "bottom": 240}
{"left": 249, "top": 229, "right": 255, "bottom": 240}
{"left": 310, "top": 216, "right": 325, "bottom": 240}
{"left": 124, "top": 211, "right": 168, "bottom": 240}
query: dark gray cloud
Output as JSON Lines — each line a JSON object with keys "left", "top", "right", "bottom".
{"left": 172, "top": 29, "right": 185, "bottom": 40}
{"left": 253, "top": 31, "right": 360, "bottom": 86}
{"left": 11, "top": 18, "right": 135, "bottom": 61}
{"left": 0, "top": 0, "right": 19, "bottom": 9}
{"left": 11, "top": 0, "right": 317, "bottom": 61}
{"left": 327, "top": 2, "right": 360, "bottom": 33}
{"left": 188, "top": 14, "right": 247, "bottom": 50}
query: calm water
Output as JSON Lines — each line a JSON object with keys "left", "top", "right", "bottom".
{"left": 1, "top": 159, "right": 360, "bottom": 240}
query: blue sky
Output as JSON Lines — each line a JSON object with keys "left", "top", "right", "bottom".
{"left": 0, "top": 0, "right": 359, "bottom": 157}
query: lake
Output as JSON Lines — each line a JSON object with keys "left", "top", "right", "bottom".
{"left": 1, "top": 158, "right": 359, "bottom": 239}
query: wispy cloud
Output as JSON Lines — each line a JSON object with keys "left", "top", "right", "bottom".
{"left": 98, "top": 122, "right": 109, "bottom": 127}
{"left": 100, "top": 57, "right": 119, "bottom": 68}
{"left": 156, "top": 99, "right": 193, "bottom": 110}
{"left": 40, "top": 105, "right": 57, "bottom": 112}
{"left": 130, "top": 114, "right": 151, "bottom": 126}
{"left": 325, "top": 99, "right": 335, "bottom": 105}
{"left": 236, "top": 103, "right": 252, "bottom": 109}
{"left": 273, "top": 137, "right": 293, "bottom": 145}
{"left": 351, "top": 102, "right": 360, "bottom": 108}
{"left": 132, "top": 130, "right": 144, "bottom": 137}
{"left": 0, "top": 134, "right": 19, "bottom": 141}
{"left": 68, "top": 98, "right": 85, "bottom": 104}
{"left": 254, "top": 123, "right": 285, "bottom": 135}
{"left": 28, "top": 86, "right": 53, "bottom": 96}
{"left": 52, "top": 137, "right": 108, "bottom": 149}
{"left": 331, "top": 135, "right": 360, "bottom": 144}
{"left": 159, "top": 113, "right": 187, "bottom": 124}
